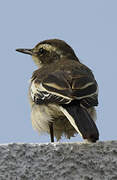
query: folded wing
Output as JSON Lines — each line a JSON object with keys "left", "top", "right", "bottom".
{"left": 30, "top": 66, "right": 99, "bottom": 142}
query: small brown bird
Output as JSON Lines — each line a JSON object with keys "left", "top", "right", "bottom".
{"left": 16, "top": 39, "right": 99, "bottom": 143}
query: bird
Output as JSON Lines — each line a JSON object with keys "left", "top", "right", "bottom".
{"left": 16, "top": 39, "right": 99, "bottom": 143}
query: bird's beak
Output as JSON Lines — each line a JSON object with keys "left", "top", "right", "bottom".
{"left": 16, "top": 48, "right": 33, "bottom": 55}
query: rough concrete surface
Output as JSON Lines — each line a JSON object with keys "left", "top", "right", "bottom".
{"left": 0, "top": 141, "right": 117, "bottom": 180}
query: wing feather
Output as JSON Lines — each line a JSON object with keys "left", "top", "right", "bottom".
{"left": 31, "top": 66, "right": 98, "bottom": 106}
{"left": 30, "top": 61, "right": 99, "bottom": 141}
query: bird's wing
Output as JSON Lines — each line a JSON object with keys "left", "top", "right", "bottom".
{"left": 30, "top": 68, "right": 99, "bottom": 142}
{"left": 30, "top": 70, "right": 73, "bottom": 105}
{"left": 33, "top": 69, "right": 98, "bottom": 106}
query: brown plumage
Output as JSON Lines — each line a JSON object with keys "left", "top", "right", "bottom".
{"left": 16, "top": 39, "right": 99, "bottom": 142}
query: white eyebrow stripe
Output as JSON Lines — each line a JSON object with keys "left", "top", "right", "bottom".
{"left": 38, "top": 44, "right": 62, "bottom": 57}
{"left": 39, "top": 44, "right": 57, "bottom": 52}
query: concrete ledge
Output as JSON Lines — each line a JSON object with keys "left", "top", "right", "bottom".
{"left": 0, "top": 141, "right": 117, "bottom": 180}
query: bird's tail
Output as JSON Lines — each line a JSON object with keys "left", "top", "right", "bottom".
{"left": 60, "top": 101, "right": 99, "bottom": 142}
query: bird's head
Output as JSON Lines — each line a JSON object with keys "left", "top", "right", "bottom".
{"left": 16, "top": 39, "right": 78, "bottom": 67}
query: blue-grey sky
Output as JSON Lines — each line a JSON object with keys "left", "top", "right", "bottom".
{"left": 0, "top": 0, "right": 117, "bottom": 143}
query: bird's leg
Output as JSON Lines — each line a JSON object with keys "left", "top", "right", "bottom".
{"left": 49, "top": 122, "right": 54, "bottom": 142}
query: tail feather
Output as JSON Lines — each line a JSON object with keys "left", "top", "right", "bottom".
{"left": 61, "top": 101, "right": 99, "bottom": 142}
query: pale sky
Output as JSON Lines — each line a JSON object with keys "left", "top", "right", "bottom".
{"left": 0, "top": 0, "right": 117, "bottom": 143}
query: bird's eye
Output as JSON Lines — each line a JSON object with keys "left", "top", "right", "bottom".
{"left": 38, "top": 48, "right": 46, "bottom": 55}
